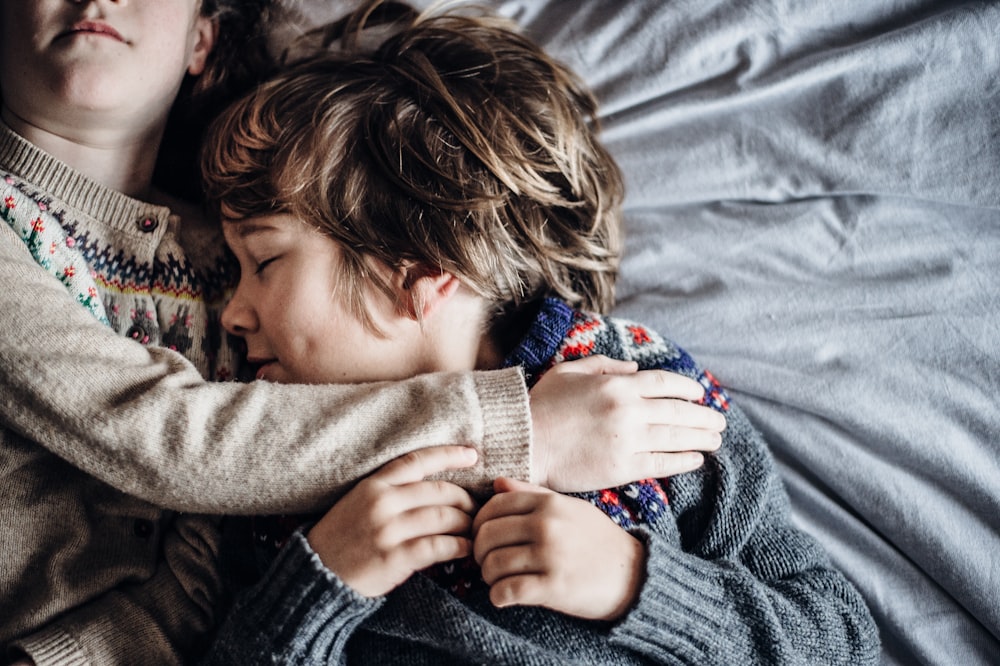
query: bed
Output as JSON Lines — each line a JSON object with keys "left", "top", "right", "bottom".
{"left": 274, "top": 1, "right": 1000, "bottom": 662}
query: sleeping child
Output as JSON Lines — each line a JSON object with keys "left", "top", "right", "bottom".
{"left": 199, "top": 1, "right": 880, "bottom": 662}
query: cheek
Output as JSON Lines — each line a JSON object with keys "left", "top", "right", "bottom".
{"left": 267, "top": 292, "right": 334, "bottom": 352}
{"left": 141, "top": 7, "right": 203, "bottom": 69}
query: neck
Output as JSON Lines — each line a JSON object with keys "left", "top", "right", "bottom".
{"left": 416, "top": 289, "right": 507, "bottom": 373}
{"left": 475, "top": 333, "right": 506, "bottom": 371}
{"left": 1, "top": 105, "right": 163, "bottom": 199}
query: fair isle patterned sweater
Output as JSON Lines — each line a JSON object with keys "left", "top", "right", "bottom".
{"left": 0, "top": 136, "right": 240, "bottom": 380}
{"left": 204, "top": 298, "right": 880, "bottom": 665}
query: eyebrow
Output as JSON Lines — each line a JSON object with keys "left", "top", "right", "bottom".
{"left": 225, "top": 221, "right": 282, "bottom": 239}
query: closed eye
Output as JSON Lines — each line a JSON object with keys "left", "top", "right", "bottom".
{"left": 255, "top": 256, "right": 278, "bottom": 275}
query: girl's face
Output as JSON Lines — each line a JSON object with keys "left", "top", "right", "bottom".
{"left": 0, "top": 0, "right": 214, "bottom": 135}
{"left": 221, "top": 213, "right": 428, "bottom": 385}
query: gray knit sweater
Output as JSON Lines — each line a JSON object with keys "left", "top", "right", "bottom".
{"left": 203, "top": 300, "right": 880, "bottom": 665}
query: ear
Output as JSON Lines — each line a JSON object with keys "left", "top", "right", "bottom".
{"left": 399, "top": 265, "right": 461, "bottom": 322}
{"left": 187, "top": 16, "right": 219, "bottom": 76}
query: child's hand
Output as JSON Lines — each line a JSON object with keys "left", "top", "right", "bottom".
{"left": 528, "top": 356, "right": 725, "bottom": 492}
{"left": 307, "top": 446, "right": 479, "bottom": 598}
{"left": 472, "top": 477, "right": 645, "bottom": 621}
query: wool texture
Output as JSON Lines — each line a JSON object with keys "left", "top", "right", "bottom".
{"left": 204, "top": 298, "right": 880, "bottom": 665}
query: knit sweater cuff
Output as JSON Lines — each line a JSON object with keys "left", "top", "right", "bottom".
{"left": 207, "top": 530, "right": 383, "bottom": 662}
{"left": 11, "top": 627, "right": 89, "bottom": 666}
{"left": 471, "top": 367, "right": 532, "bottom": 488}
{"left": 611, "top": 530, "right": 733, "bottom": 661}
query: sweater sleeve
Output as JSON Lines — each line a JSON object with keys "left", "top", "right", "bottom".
{"left": 199, "top": 531, "right": 382, "bottom": 666}
{"left": 0, "top": 222, "right": 531, "bottom": 514}
{"left": 11, "top": 514, "right": 223, "bottom": 666}
{"left": 609, "top": 404, "right": 880, "bottom": 665}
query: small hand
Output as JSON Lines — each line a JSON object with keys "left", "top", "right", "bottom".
{"left": 473, "top": 477, "right": 645, "bottom": 621}
{"left": 529, "top": 355, "right": 725, "bottom": 492}
{"left": 307, "top": 446, "right": 479, "bottom": 597}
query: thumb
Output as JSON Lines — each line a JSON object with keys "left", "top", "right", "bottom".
{"left": 493, "top": 476, "right": 551, "bottom": 494}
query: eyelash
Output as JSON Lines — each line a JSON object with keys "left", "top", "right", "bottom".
{"left": 255, "top": 257, "right": 277, "bottom": 275}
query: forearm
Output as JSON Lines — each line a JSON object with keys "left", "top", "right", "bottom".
{"left": 201, "top": 531, "right": 381, "bottom": 665}
{"left": 11, "top": 515, "right": 223, "bottom": 666}
{"left": 611, "top": 406, "right": 879, "bottom": 664}
{"left": 611, "top": 528, "right": 879, "bottom": 665}
{"left": 0, "top": 228, "right": 531, "bottom": 513}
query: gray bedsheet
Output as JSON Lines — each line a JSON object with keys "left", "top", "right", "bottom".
{"left": 277, "top": 1, "right": 999, "bottom": 662}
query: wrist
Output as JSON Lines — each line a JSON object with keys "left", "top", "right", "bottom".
{"left": 605, "top": 534, "right": 646, "bottom": 622}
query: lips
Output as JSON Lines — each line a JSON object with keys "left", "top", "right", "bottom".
{"left": 247, "top": 357, "right": 278, "bottom": 381}
{"left": 60, "top": 20, "right": 127, "bottom": 43}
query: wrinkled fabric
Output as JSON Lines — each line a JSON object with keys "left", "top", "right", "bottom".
{"left": 273, "top": 2, "right": 999, "bottom": 663}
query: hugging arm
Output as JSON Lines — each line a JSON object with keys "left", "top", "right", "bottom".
{"left": 0, "top": 222, "right": 521, "bottom": 514}
{"left": 0, "top": 223, "right": 722, "bottom": 515}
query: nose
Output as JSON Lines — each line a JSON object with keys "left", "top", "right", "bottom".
{"left": 221, "top": 284, "right": 258, "bottom": 337}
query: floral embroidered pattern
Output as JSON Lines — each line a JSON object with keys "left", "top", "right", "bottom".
{"left": 2, "top": 178, "right": 109, "bottom": 324}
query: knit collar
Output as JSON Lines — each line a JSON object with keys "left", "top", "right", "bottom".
{"left": 502, "top": 298, "right": 576, "bottom": 388}
{"left": 0, "top": 121, "right": 173, "bottom": 239}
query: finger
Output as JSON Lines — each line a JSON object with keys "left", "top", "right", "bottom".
{"left": 399, "top": 534, "right": 472, "bottom": 571}
{"left": 388, "top": 504, "right": 474, "bottom": 545}
{"left": 488, "top": 573, "right": 550, "bottom": 609}
{"left": 472, "top": 490, "right": 542, "bottom": 536}
{"left": 390, "top": 479, "right": 478, "bottom": 515}
{"left": 492, "top": 476, "right": 550, "bottom": 495}
{"left": 374, "top": 446, "right": 478, "bottom": 486}
{"left": 631, "top": 370, "right": 708, "bottom": 402}
{"left": 642, "top": 423, "right": 723, "bottom": 453}
{"left": 547, "top": 354, "right": 639, "bottom": 376}
{"left": 643, "top": 398, "right": 726, "bottom": 433}
{"left": 630, "top": 451, "right": 706, "bottom": 479}
{"left": 479, "top": 543, "right": 543, "bottom": 586}
{"left": 473, "top": 512, "right": 539, "bottom": 563}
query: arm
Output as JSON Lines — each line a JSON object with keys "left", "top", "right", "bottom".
{"left": 198, "top": 531, "right": 380, "bottom": 666}
{"left": 200, "top": 446, "right": 480, "bottom": 666}
{"left": 10, "top": 515, "right": 223, "bottom": 666}
{"left": 609, "top": 404, "right": 881, "bottom": 665}
{"left": 0, "top": 221, "right": 524, "bottom": 514}
{"left": 0, "top": 224, "right": 723, "bottom": 515}
{"left": 474, "top": 406, "right": 879, "bottom": 663}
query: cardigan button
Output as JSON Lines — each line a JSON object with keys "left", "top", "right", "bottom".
{"left": 126, "top": 324, "right": 150, "bottom": 345}
{"left": 138, "top": 217, "right": 159, "bottom": 233}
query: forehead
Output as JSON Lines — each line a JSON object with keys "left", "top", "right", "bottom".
{"left": 222, "top": 213, "right": 322, "bottom": 246}
{"left": 223, "top": 216, "right": 284, "bottom": 237}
